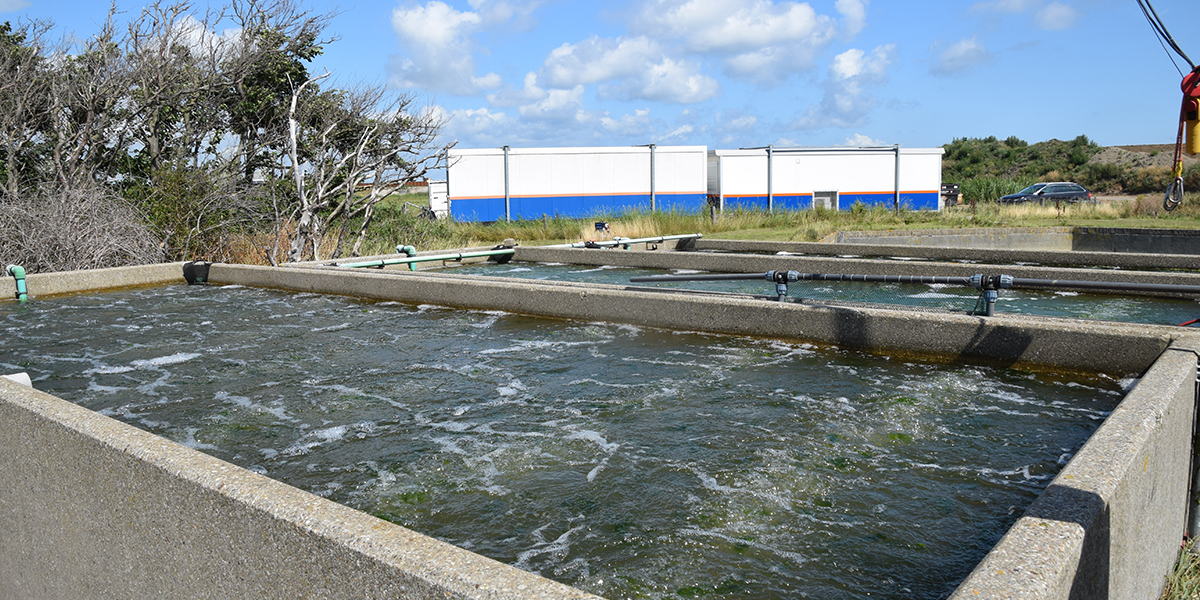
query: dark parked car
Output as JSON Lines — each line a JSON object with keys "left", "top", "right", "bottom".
{"left": 999, "top": 182, "right": 1092, "bottom": 204}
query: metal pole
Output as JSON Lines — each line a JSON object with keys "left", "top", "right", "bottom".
{"left": 893, "top": 144, "right": 901, "bottom": 215}
{"left": 503, "top": 145, "right": 511, "bottom": 222}
{"left": 767, "top": 145, "right": 774, "bottom": 213}
{"left": 649, "top": 144, "right": 656, "bottom": 212}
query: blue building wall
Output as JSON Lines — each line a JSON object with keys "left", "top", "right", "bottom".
{"left": 722, "top": 192, "right": 939, "bottom": 212}
{"left": 450, "top": 192, "right": 708, "bottom": 222}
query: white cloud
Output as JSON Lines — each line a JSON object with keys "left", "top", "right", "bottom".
{"left": 486, "top": 72, "right": 548, "bottom": 107}
{"left": 389, "top": 1, "right": 502, "bottom": 95}
{"left": 970, "top": 0, "right": 1038, "bottom": 14}
{"left": 792, "top": 44, "right": 894, "bottom": 130}
{"left": 518, "top": 85, "right": 590, "bottom": 123}
{"left": 843, "top": 133, "right": 887, "bottom": 146}
{"left": 542, "top": 37, "right": 663, "bottom": 87}
{"left": 662, "top": 124, "right": 695, "bottom": 140}
{"left": 836, "top": 0, "right": 868, "bottom": 37}
{"left": 541, "top": 36, "right": 719, "bottom": 104}
{"left": 631, "top": 0, "right": 866, "bottom": 86}
{"left": 466, "top": 0, "right": 551, "bottom": 28}
{"left": 931, "top": 36, "right": 991, "bottom": 76}
{"left": 729, "top": 115, "right": 758, "bottom": 129}
{"left": 0, "top": 0, "right": 30, "bottom": 13}
{"left": 1035, "top": 2, "right": 1077, "bottom": 30}
{"left": 971, "top": 0, "right": 1080, "bottom": 30}
{"left": 600, "top": 108, "right": 653, "bottom": 136}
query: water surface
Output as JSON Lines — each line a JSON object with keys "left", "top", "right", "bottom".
{"left": 2, "top": 285, "right": 1126, "bottom": 599}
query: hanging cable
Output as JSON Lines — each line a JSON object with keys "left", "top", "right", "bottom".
{"left": 1136, "top": 0, "right": 1199, "bottom": 211}
{"left": 1136, "top": 0, "right": 1194, "bottom": 69}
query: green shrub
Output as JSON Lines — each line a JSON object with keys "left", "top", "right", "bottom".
{"left": 960, "top": 176, "right": 1038, "bottom": 203}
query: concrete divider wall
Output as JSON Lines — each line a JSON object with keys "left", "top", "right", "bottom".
{"left": 0, "top": 262, "right": 186, "bottom": 300}
{"left": 0, "top": 378, "right": 602, "bottom": 600}
{"left": 826, "top": 227, "right": 1074, "bottom": 250}
{"left": 4, "top": 261, "right": 1200, "bottom": 600}
{"left": 211, "top": 263, "right": 1175, "bottom": 374}
{"left": 949, "top": 337, "right": 1200, "bottom": 600}
{"left": 690, "top": 239, "right": 1200, "bottom": 272}
{"left": 1074, "top": 227, "right": 1200, "bottom": 255}
{"left": 513, "top": 246, "right": 1200, "bottom": 294}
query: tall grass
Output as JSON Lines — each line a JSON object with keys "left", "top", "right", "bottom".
{"left": 1161, "top": 541, "right": 1200, "bottom": 600}
{"left": 959, "top": 176, "right": 1038, "bottom": 203}
{"left": 221, "top": 193, "right": 1200, "bottom": 265}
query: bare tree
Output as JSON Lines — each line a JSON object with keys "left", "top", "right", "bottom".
{"left": 0, "top": 20, "right": 53, "bottom": 201}
{"left": 284, "top": 78, "right": 448, "bottom": 262}
{"left": 0, "top": 185, "right": 160, "bottom": 273}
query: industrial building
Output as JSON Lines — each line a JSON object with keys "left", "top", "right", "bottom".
{"left": 708, "top": 146, "right": 946, "bottom": 212}
{"left": 444, "top": 144, "right": 945, "bottom": 221}
{"left": 446, "top": 145, "right": 707, "bottom": 221}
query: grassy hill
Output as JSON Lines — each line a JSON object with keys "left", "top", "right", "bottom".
{"left": 941, "top": 136, "right": 1200, "bottom": 201}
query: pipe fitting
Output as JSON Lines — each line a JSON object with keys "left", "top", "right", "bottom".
{"left": 395, "top": 246, "right": 418, "bottom": 270}
{"left": 6, "top": 265, "right": 27, "bottom": 303}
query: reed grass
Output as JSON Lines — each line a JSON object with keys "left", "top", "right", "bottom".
{"left": 1161, "top": 540, "right": 1200, "bottom": 600}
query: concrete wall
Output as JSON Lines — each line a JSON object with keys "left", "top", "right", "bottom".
{"left": 690, "top": 238, "right": 1200, "bottom": 272}
{"left": 0, "top": 262, "right": 185, "bottom": 300}
{"left": 827, "top": 226, "right": 1200, "bottom": 256}
{"left": 512, "top": 246, "right": 1200, "bottom": 295}
{"left": 215, "top": 263, "right": 1175, "bottom": 374}
{"left": 1074, "top": 227, "right": 1200, "bottom": 255}
{"left": 4, "top": 259, "right": 1200, "bottom": 600}
{"left": 0, "top": 378, "right": 602, "bottom": 600}
{"left": 826, "top": 227, "right": 1073, "bottom": 250}
{"left": 949, "top": 337, "right": 1200, "bottom": 600}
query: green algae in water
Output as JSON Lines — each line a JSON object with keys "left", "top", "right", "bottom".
{"left": 2, "top": 284, "right": 1127, "bottom": 599}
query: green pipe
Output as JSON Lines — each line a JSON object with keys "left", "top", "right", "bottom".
{"left": 6, "top": 265, "right": 27, "bottom": 303}
{"left": 336, "top": 248, "right": 515, "bottom": 269}
{"left": 395, "top": 245, "right": 418, "bottom": 270}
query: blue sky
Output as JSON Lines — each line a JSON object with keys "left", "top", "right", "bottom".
{"left": 4, "top": 0, "right": 1199, "bottom": 151}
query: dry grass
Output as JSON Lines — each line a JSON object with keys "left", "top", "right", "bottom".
{"left": 1162, "top": 540, "right": 1200, "bottom": 600}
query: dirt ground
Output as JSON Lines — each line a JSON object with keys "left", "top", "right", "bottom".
{"left": 1089, "top": 144, "right": 1198, "bottom": 169}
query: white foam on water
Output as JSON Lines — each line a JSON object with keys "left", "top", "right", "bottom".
{"left": 282, "top": 424, "right": 350, "bottom": 455}
{"left": 586, "top": 456, "right": 610, "bottom": 482}
{"left": 908, "top": 292, "right": 960, "bottom": 299}
{"left": 1055, "top": 291, "right": 1080, "bottom": 296}
{"left": 504, "top": 267, "right": 533, "bottom": 273}
{"left": 87, "top": 382, "right": 130, "bottom": 394}
{"left": 479, "top": 339, "right": 608, "bottom": 355}
{"left": 513, "top": 521, "right": 589, "bottom": 572}
{"left": 567, "top": 378, "right": 644, "bottom": 389}
{"left": 569, "top": 265, "right": 629, "bottom": 273}
{"left": 180, "top": 427, "right": 218, "bottom": 451}
{"left": 671, "top": 269, "right": 705, "bottom": 274}
{"left": 1118, "top": 377, "right": 1140, "bottom": 391}
{"left": 215, "top": 391, "right": 296, "bottom": 422}
{"left": 311, "top": 322, "right": 353, "bottom": 332}
{"left": 131, "top": 352, "right": 202, "bottom": 369}
{"left": 564, "top": 429, "right": 620, "bottom": 453}
{"left": 612, "top": 323, "right": 641, "bottom": 337}
{"left": 678, "top": 527, "right": 810, "bottom": 564}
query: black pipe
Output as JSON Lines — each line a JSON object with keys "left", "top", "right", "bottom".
{"left": 1011, "top": 278, "right": 1200, "bottom": 295}
{"left": 630, "top": 273, "right": 770, "bottom": 282}
{"left": 630, "top": 272, "right": 975, "bottom": 286}
{"left": 631, "top": 272, "right": 1200, "bottom": 297}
